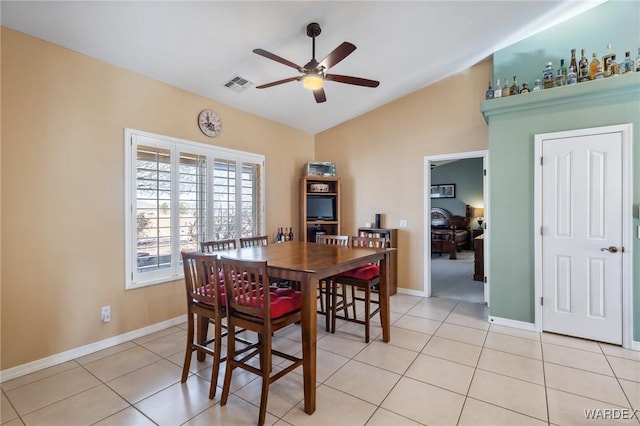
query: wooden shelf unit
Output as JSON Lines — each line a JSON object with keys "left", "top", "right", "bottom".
{"left": 300, "top": 176, "right": 341, "bottom": 242}
{"left": 357, "top": 227, "right": 398, "bottom": 296}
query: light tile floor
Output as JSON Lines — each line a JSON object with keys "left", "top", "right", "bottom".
{"left": 2, "top": 294, "right": 640, "bottom": 425}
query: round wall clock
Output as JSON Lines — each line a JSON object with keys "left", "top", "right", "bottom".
{"left": 198, "top": 109, "right": 222, "bottom": 137}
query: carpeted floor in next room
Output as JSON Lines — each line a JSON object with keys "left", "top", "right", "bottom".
{"left": 430, "top": 250, "right": 484, "bottom": 304}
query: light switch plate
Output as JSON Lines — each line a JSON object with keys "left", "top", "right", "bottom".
{"left": 399, "top": 219, "right": 408, "bottom": 228}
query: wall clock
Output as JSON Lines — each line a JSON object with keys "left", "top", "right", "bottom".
{"left": 198, "top": 109, "right": 222, "bottom": 137}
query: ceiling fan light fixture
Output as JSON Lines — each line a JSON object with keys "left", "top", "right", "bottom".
{"left": 302, "top": 73, "right": 324, "bottom": 90}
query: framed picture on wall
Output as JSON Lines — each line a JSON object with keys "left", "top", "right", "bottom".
{"left": 430, "top": 184, "right": 456, "bottom": 198}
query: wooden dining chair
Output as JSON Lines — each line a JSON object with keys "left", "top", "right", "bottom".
{"left": 219, "top": 256, "right": 303, "bottom": 426}
{"left": 315, "top": 234, "right": 349, "bottom": 331}
{"left": 239, "top": 235, "right": 269, "bottom": 248}
{"left": 180, "top": 251, "right": 226, "bottom": 399}
{"left": 200, "top": 238, "right": 236, "bottom": 253}
{"left": 331, "top": 236, "right": 388, "bottom": 343}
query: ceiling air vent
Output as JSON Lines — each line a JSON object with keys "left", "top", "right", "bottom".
{"left": 224, "top": 76, "right": 253, "bottom": 93}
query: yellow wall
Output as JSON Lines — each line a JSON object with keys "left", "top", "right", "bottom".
{"left": 315, "top": 61, "right": 491, "bottom": 292}
{"left": 1, "top": 27, "right": 491, "bottom": 371}
{"left": 1, "top": 28, "right": 314, "bottom": 370}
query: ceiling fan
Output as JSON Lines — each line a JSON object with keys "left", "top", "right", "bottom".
{"left": 253, "top": 22, "right": 379, "bottom": 103}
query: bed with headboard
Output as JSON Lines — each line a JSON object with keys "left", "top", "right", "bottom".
{"left": 430, "top": 205, "right": 471, "bottom": 259}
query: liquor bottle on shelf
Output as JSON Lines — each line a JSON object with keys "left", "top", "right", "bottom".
{"left": 542, "top": 62, "right": 555, "bottom": 89}
{"left": 485, "top": 81, "right": 494, "bottom": 100}
{"left": 519, "top": 82, "right": 530, "bottom": 93}
{"left": 284, "top": 227, "right": 289, "bottom": 241}
{"left": 569, "top": 49, "right": 578, "bottom": 80}
{"left": 602, "top": 44, "right": 614, "bottom": 77}
{"left": 621, "top": 51, "right": 634, "bottom": 74}
{"left": 608, "top": 55, "right": 620, "bottom": 77}
{"left": 532, "top": 79, "right": 542, "bottom": 91}
{"left": 494, "top": 78, "right": 502, "bottom": 98}
{"left": 555, "top": 59, "right": 566, "bottom": 87}
{"left": 578, "top": 49, "right": 590, "bottom": 82}
{"left": 593, "top": 64, "right": 604, "bottom": 80}
{"left": 288, "top": 227, "right": 293, "bottom": 241}
{"left": 275, "top": 227, "right": 282, "bottom": 243}
{"left": 567, "top": 66, "right": 577, "bottom": 85}
{"left": 589, "top": 52, "right": 600, "bottom": 80}
{"left": 502, "top": 77, "right": 510, "bottom": 97}
{"left": 510, "top": 76, "right": 519, "bottom": 96}
{"left": 635, "top": 48, "right": 640, "bottom": 72}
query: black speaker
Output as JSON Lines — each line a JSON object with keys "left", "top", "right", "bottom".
{"left": 375, "top": 213, "right": 381, "bottom": 229}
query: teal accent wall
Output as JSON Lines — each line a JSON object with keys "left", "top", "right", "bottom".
{"left": 493, "top": 0, "right": 640, "bottom": 92}
{"left": 487, "top": 0, "right": 640, "bottom": 341}
{"left": 482, "top": 73, "right": 640, "bottom": 338}
{"left": 432, "top": 158, "right": 484, "bottom": 226}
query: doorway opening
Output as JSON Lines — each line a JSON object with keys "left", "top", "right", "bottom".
{"left": 424, "top": 150, "right": 488, "bottom": 305}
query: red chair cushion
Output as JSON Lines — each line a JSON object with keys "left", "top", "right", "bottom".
{"left": 237, "top": 290, "right": 302, "bottom": 318}
{"left": 197, "top": 283, "right": 227, "bottom": 305}
{"left": 339, "top": 264, "right": 380, "bottom": 280}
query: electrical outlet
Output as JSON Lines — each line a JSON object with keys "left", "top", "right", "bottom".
{"left": 101, "top": 306, "right": 111, "bottom": 323}
{"left": 399, "top": 219, "right": 408, "bottom": 228}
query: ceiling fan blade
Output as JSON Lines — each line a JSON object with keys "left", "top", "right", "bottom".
{"left": 255, "top": 76, "right": 301, "bottom": 89}
{"left": 313, "top": 88, "right": 327, "bottom": 103}
{"left": 319, "top": 42, "right": 356, "bottom": 70}
{"left": 325, "top": 73, "right": 380, "bottom": 87}
{"left": 253, "top": 48, "right": 304, "bottom": 72}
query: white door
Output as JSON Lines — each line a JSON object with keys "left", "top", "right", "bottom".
{"left": 540, "top": 128, "right": 624, "bottom": 344}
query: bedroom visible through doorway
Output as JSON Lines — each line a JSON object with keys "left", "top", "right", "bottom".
{"left": 424, "top": 150, "right": 488, "bottom": 305}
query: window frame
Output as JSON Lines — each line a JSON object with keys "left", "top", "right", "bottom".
{"left": 124, "top": 128, "right": 265, "bottom": 289}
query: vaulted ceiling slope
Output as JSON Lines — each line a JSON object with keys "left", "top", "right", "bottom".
{"left": 1, "top": 1, "right": 604, "bottom": 134}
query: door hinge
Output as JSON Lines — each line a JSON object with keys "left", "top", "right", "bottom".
{"left": 484, "top": 276, "right": 487, "bottom": 283}
{"left": 540, "top": 297, "right": 544, "bottom": 306}
{"left": 540, "top": 157, "right": 544, "bottom": 166}
{"left": 483, "top": 169, "right": 487, "bottom": 176}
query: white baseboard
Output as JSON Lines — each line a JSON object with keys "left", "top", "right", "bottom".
{"left": 631, "top": 340, "right": 640, "bottom": 352}
{"left": 0, "top": 315, "right": 187, "bottom": 383}
{"left": 396, "top": 287, "right": 428, "bottom": 298}
{"left": 488, "top": 315, "right": 537, "bottom": 332}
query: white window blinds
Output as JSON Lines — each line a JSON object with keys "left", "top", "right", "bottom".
{"left": 125, "top": 129, "right": 264, "bottom": 289}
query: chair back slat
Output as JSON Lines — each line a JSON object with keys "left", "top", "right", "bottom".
{"left": 200, "top": 239, "right": 237, "bottom": 253}
{"left": 239, "top": 235, "right": 269, "bottom": 248}
{"left": 316, "top": 234, "right": 350, "bottom": 246}
{"left": 220, "top": 257, "right": 270, "bottom": 318}
{"left": 182, "top": 252, "right": 221, "bottom": 307}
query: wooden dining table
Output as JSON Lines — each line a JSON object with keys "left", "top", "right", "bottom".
{"left": 216, "top": 240, "right": 393, "bottom": 415}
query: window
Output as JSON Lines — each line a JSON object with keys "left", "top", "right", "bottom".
{"left": 125, "top": 129, "right": 264, "bottom": 289}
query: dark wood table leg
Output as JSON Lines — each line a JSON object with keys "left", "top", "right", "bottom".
{"left": 197, "top": 315, "right": 208, "bottom": 362}
{"left": 379, "top": 254, "right": 391, "bottom": 342}
{"left": 300, "top": 275, "right": 317, "bottom": 414}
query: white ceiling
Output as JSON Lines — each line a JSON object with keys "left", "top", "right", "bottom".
{"left": 1, "top": 1, "right": 604, "bottom": 134}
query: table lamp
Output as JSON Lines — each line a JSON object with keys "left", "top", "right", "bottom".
{"left": 474, "top": 207, "right": 484, "bottom": 229}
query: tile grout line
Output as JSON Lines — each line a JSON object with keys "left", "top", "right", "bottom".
{"left": 368, "top": 300, "right": 458, "bottom": 425}
{"left": 455, "top": 315, "right": 489, "bottom": 426}
{"left": 598, "top": 342, "right": 638, "bottom": 414}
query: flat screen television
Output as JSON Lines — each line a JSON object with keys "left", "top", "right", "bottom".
{"left": 306, "top": 196, "right": 336, "bottom": 221}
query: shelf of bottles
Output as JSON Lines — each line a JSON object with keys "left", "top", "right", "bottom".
{"left": 274, "top": 226, "right": 294, "bottom": 243}
{"left": 485, "top": 45, "right": 640, "bottom": 100}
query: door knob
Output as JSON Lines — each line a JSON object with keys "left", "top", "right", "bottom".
{"left": 600, "top": 246, "right": 619, "bottom": 253}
